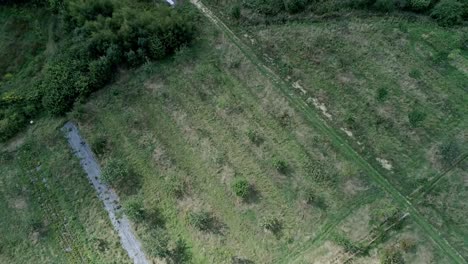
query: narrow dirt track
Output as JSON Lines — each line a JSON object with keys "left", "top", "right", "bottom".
{"left": 63, "top": 122, "right": 149, "bottom": 264}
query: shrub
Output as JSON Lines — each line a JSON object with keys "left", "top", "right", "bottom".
{"left": 88, "top": 57, "right": 113, "bottom": 92}
{"left": 303, "top": 188, "right": 327, "bottom": 209}
{"left": 374, "top": 0, "right": 396, "bottom": 11}
{"left": 380, "top": 247, "right": 405, "bottom": 264}
{"left": 188, "top": 211, "right": 212, "bottom": 231}
{"left": 147, "top": 35, "right": 166, "bottom": 60}
{"left": 230, "top": 4, "right": 241, "bottom": 19}
{"left": 123, "top": 196, "right": 145, "bottom": 222}
{"left": 431, "top": 0, "right": 464, "bottom": 26}
{"left": 399, "top": 237, "right": 416, "bottom": 252}
{"left": 261, "top": 215, "right": 282, "bottom": 234}
{"left": 247, "top": 129, "right": 263, "bottom": 145}
{"left": 408, "top": 109, "right": 426, "bottom": 126}
{"left": 169, "top": 238, "right": 192, "bottom": 264}
{"left": 232, "top": 178, "right": 250, "bottom": 199}
{"left": 144, "top": 228, "right": 170, "bottom": 258}
{"left": 40, "top": 60, "right": 79, "bottom": 115}
{"left": 284, "top": 0, "right": 308, "bottom": 14}
{"left": 273, "top": 159, "right": 288, "bottom": 174}
{"left": 409, "top": 0, "right": 431, "bottom": 11}
{"left": 91, "top": 136, "right": 108, "bottom": 156}
{"left": 101, "top": 158, "right": 130, "bottom": 187}
{"left": 409, "top": 68, "right": 422, "bottom": 79}
{"left": 376, "top": 87, "right": 389, "bottom": 101}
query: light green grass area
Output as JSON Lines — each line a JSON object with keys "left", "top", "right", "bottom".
{"left": 69, "top": 15, "right": 453, "bottom": 262}
{"left": 0, "top": 119, "right": 130, "bottom": 263}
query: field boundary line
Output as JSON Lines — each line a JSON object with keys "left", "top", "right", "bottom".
{"left": 190, "top": 1, "right": 466, "bottom": 263}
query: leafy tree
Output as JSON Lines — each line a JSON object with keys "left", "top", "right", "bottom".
{"left": 431, "top": 0, "right": 464, "bottom": 26}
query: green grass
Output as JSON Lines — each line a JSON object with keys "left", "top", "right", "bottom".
{"left": 1, "top": 1, "right": 466, "bottom": 263}
{"left": 64, "top": 12, "right": 454, "bottom": 262}
{"left": 0, "top": 119, "right": 130, "bottom": 263}
{"left": 198, "top": 1, "right": 468, "bottom": 261}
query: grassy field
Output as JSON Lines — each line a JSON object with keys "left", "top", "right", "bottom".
{"left": 0, "top": 119, "right": 130, "bottom": 263}
{"left": 1, "top": 1, "right": 466, "bottom": 263}
{"left": 198, "top": 1, "right": 468, "bottom": 261}
{"left": 66, "top": 12, "right": 456, "bottom": 262}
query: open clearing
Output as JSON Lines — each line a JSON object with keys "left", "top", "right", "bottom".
{"left": 68, "top": 6, "right": 462, "bottom": 262}
{"left": 1, "top": 0, "right": 466, "bottom": 263}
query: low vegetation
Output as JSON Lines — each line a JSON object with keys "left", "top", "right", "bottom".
{"left": 1, "top": 0, "right": 466, "bottom": 262}
{"left": 0, "top": 0, "right": 196, "bottom": 141}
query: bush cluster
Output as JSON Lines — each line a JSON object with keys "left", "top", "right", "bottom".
{"left": 188, "top": 211, "right": 213, "bottom": 231}
{"left": 239, "top": 0, "right": 466, "bottom": 26}
{"left": 232, "top": 178, "right": 250, "bottom": 199}
{"left": 0, "top": 0, "right": 196, "bottom": 141}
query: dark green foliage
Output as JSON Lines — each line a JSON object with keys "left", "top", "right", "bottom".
{"left": 376, "top": 87, "right": 389, "bottom": 101}
{"left": 232, "top": 178, "right": 250, "bottom": 198}
{"left": 123, "top": 196, "right": 146, "bottom": 222}
{"left": 409, "top": 0, "right": 431, "bottom": 11}
{"left": 230, "top": 4, "right": 241, "bottom": 19}
{"left": 101, "top": 158, "right": 130, "bottom": 187}
{"left": 284, "top": 0, "right": 308, "bottom": 14}
{"left": 91, "top": 136, "right": 108, "bottom": 156}
{"left": 431, "top": 0, "right": 464, "bottom": 26}
{"left": 0, "top": 0, "right": 197, "bottom": 142}
{"left": 373, "top": 0, "right": 396, "bottom": 11}
{"left": 408, "top": 109, "right": 426, "bottom": 126}
{"left": 273, "top": 158, "right": 288, "bottom": 174}
{"left": 188, "top": 211, "right": 213, "bottom": 231}
{"left": 40, "top": 59, "right": 82, "bottom": 115}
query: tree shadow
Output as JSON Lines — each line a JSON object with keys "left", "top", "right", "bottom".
{"left": 244, "top": 185, "right": 261, "bottom": 204}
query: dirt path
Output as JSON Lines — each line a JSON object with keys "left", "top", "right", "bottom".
{"left": 63, "top": 122, "right": 149, "bottom": 264}
{"left": 190, "top": 1, "right": 466, "bottom": 263}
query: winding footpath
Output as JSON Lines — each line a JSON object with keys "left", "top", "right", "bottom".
{"left": 63, "top": 122, "right": 149, "bottom": 264}
{"left": 190, "top": 1, "right": 466, "bottom": 263}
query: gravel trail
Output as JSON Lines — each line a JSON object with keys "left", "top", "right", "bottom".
{"left": 63, "top": 122, "right": 149, "bottom": 264}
